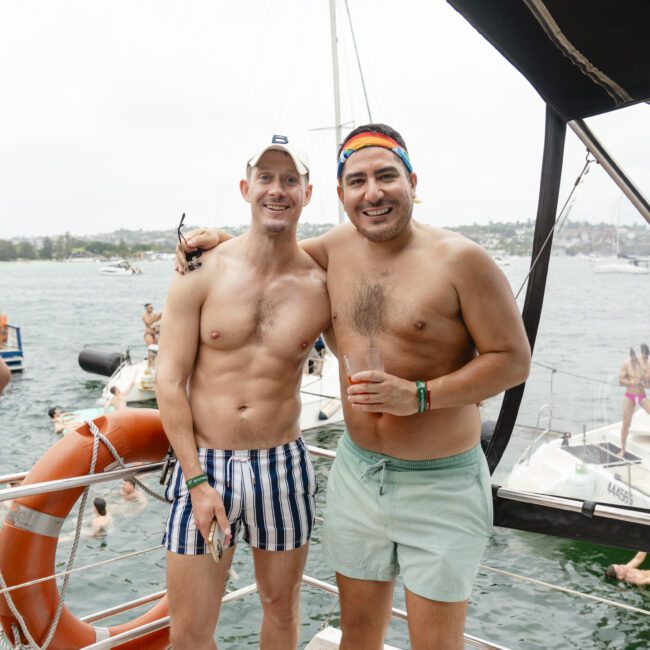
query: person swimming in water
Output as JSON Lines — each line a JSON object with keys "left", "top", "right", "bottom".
{"left": 47, "top": 406, "right": 83, "bottom": 435}
{"left": 91, "top": 497, "right": 112, "bottom": 537}
{"left": 606, "top": 551, "right": 650, "bottom": 585}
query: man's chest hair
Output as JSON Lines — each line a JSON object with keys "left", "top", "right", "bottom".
{"left": 201, "top": 279, "right": 325, "bottom": 345}
{"left": 337, "top": 274, "right": 459, "bottom": 339}
{"left": 348, "top": 279, "right": 388, "bottom": 338}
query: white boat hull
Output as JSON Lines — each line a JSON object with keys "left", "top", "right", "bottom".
{"left": 99, "top": 268, "right": 139, "bottom": 276}
{"left": 100, "top": 261, "right": 142, "bottom": 275}
{"left": 100, "top": 360, "right": 156, "bottom": 404}
{"left": 594, "top": 263, "right": 649, "bottom": 274}
{"left": 505, "top": 409, "right": 650, "bottom": 509}
{"left": 100, "top": 352, "right": 344, "bottom": 431}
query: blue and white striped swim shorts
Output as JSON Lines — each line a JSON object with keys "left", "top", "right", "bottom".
{"left": 163, "top": 438, "right": 317, "bottom": 554}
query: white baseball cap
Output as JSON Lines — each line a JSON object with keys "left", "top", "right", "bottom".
{"left": 246, "top": 135, "right": 310, "bottom": 176}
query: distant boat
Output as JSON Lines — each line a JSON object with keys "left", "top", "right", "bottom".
{"left": 0, "top": 324, "right": 25, "bottom": 373}
{"left": 100, "top": 260, "right": 142, "bottom": 275}
{"left": 594, "top": 258, "right": 649, "bottom": 274}
{"left": 594, "top": 220, "right": 649, "bottom": 273}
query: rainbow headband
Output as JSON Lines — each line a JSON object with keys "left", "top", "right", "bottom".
{"left": 337, "top": 132, "right": 413, "bottom": 179}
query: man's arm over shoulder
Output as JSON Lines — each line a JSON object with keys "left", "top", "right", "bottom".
{"left": 299, "top": 223, "right": 354, "bottom": 271}
{"left": 299, "top": 233, "right": 330, "bottom": 271}
{"left": 174, "top": 228, "right": 233, "bottom": 273}
{"left": 430, "top": 239, "right": 531, "bottom": 408}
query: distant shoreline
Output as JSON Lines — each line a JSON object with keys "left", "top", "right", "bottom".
{"left": 2, "top": 220, "right": 649, "bottom": 260}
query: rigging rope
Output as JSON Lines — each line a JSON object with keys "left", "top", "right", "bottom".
{"left": 300, "top": 389, "right": 341, "bottom": 401}
{"left": 532, "top": 360, "right": 618, "bottom": 387}
{"left": 515, "top": 153, "right": 596, "bottom": 299}
{"left": 479, "top": 563, "right": 650, "bottom": 617}
{"left": 343, "top": 0, "right": 373, "bottom": 122}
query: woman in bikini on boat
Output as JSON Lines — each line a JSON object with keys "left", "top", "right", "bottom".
{"left": 618, "top": 346, "right": 650, "bottom": 456}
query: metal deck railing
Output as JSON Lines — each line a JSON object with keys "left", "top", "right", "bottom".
{"left": 2, "top": 443, "right": 650, "bottom": 649}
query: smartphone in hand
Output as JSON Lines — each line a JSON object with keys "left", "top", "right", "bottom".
{"left": 208, "top": 520, "right": 225, "bottom": 563}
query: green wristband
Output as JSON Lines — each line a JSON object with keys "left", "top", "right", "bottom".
{"left": 186, "top": 473, "right": 208, "bottom": 490}
{"left": 415, "top": 380, "right": 427, "bottom": 414}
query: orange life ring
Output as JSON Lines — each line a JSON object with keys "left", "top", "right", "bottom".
{"left": 0, "top": 314, "right": 7, "bottom": 345}
{"left": 0, "top": 409, "right": 170, "bottom": 649}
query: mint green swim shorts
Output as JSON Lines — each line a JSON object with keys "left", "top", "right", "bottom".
{"left": 323, "top": 432, "right": 493, "bottom": 602}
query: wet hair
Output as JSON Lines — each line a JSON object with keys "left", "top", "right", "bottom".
{"left": 630, "top": 347, "right": 636, "bottom": 357}
{"left": 641, "top": 343, "right": 649, "bottom": 356}
{"left": 123, "top": 477, "right": 136, "bottom": 487}
{"left": 605, "top": 565, "right": 618, "bottom": 579}
{"left": 93, "top": 497, "right": 107, "bottom": 516}
{"left": 109, "top": 386, "right": 118, "bottom": 396}
{"left": 338, "top": 123, "right": 409, "bottom": 162}
{"left": 47, "top": 407, "right": 59, "bottom": 419}
{"left": 144, "top": 303, "right": 152, "bottom": 308}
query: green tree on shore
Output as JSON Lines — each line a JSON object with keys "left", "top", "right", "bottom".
{"left": 15, "top": 241, "right": 38, "bottom": 260}
{"left": 0, "top": 240, "right": 16, "bottom": 261}
{"left": 39, "top": 237, "right": 54, "bottom": 259}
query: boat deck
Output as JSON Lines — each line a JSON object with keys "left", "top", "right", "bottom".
{"left": 565, "top": 442, "right": 641, "bottom": 467}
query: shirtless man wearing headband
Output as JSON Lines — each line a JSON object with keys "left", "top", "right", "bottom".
{"left": 178, "top": 123, "right": 530, "bottom": 650}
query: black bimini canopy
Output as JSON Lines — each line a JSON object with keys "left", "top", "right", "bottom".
{"left": 448, "top": 0, "right": 650, "bottom": 550}
{"left": 448, "top": 0, "right": 650, "bottom": 122}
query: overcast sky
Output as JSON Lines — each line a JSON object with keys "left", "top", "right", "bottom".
{"left": 1, "top": 0, "right": 648, "bottom": 239}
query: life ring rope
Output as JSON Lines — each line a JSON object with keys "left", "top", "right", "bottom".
{"left": 1, "top": 419, "right": 110, "bottom": 649}
{"left": 83, "top": 421, "right": 167, "bottom": 506}
{"left": 0, "top": 414, "right": 169, "bottom": 649}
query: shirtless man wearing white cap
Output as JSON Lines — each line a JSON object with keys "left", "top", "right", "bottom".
{"left": 157, "top": 135, "right": 330, "bottom": 650}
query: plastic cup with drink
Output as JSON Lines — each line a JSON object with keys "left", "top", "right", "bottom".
{"left": 344, "top": 348, "right": 384, "bottom": 387}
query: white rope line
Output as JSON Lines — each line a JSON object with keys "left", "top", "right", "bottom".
{"left": 0, "top": 573, "right": 40, "bottom": 649}
{"left": 0, "top": 421, "right": 166, "bottom": 648}
{"left": 0, "top": 434, "right": 101, "bottom": 649}
{"left": 0, "top": 546, "right": 164, "bottom": 597}
{"left": 515, "top": 155, "right": 593, "bottom": 300}
{"left": 480, "top": 564, "right": 650, "bottom": 616}
{"left": 85, "top": 421, "right": 167, "bottom": 504}
{"left": 41, "top": 430, "right": 103, "bottom": 648}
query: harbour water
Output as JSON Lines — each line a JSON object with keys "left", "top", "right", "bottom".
{"left": 1, "top": 257, "right": 649, "bottom": 649}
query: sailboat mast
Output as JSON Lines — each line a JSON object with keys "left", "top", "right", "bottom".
{"left": 329, "top": 0, "right": 344, "bottom": 223}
